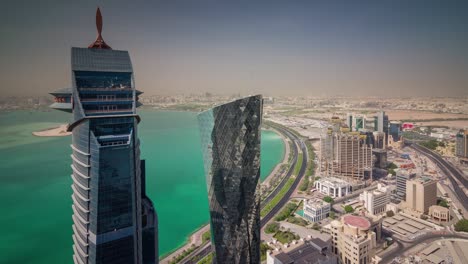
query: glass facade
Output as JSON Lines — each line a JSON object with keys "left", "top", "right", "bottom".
{"left": 54, "top": 47, "right": 158, "bottom": 264}
{"left": 198, "top": 95, "right": 263, "bottom": 264}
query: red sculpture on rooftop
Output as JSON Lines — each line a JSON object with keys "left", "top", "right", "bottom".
{"left": 88, "top": 7, "right": 112, "bottom": 49}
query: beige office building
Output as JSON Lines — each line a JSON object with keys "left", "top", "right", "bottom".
{"left": 405, "top": 177, "right": 437, "bottom": 214}
{"left": 330, "top": 215, "right": 379, "bottom": 264}
{"left": 359, "top": 184, "right": 389, "bottom": 215}
{"left": 429, "top": 205, "right": 450, "bottom": 222}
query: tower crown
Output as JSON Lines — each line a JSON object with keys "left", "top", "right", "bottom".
{"left": 88, "top": 7, "right": 112, "bottom": 49}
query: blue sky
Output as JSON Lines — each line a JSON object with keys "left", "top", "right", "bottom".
{"left": 1, "top": 0, "right": 467, "bottom": 97}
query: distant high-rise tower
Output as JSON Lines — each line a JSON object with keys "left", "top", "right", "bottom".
{"left": 198, "top": 95, "right": 263, "bottom": 264}
{"left": 456, "top": 129, "right": 468, "bottom": 163}
{"left": 50, "top": 8, "right": 158, "bottom": 264}
{"left": 375, "top": 111, "right": 389, "bottom": 146}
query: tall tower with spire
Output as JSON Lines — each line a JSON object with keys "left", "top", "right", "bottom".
{"left": 50, "top": 8, "right": 158, "bottom": 264}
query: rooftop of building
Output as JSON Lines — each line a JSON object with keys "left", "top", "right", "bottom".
{"left": 269, "top": 238, "right": 334, "bottom": 264}
{"left": 429, "top": 205, "right": 450, "bottom": 213}
{"left": 343, "top": 214, "right": 371, "bottom": 230}
{"left": 410, "top": 176, "right": 436, "bottom": 185}
{"left": 304, "top": 199, "right": 330, "bottom": 209}
{"left": 315, "top": 176, "right": 350, "bottom": 187}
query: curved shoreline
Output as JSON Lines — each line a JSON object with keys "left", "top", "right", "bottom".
{"left": 160, "top": 128, "right": 288, "bottom": 263}
{"left": 32, "top": 124, "right": 71, "bottom": 137}
{"left": 261, "top": 127, "right": 290, "bottom": 187}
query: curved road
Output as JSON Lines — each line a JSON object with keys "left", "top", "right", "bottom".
{"left": 261, "top": 126, "right": 299, "bottom": 207}
{"left": 181, "top": 124, "right": 308, "bottom": 264}
{"left": 408, "top": 143, "right": 468, "bottom": 210}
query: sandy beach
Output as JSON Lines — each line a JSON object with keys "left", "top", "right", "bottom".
{"left": 32, "top": 124, "right": 71, "bottom": 137}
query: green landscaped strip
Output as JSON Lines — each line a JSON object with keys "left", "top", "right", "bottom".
{"left": 294, "top": 153, "right": 303, "bottom": 176}
{"left": 196, "top": 253, "right": 213, "bottom": 264}
{"left": 260, "top": 178, "right": 295, "bottom": 217}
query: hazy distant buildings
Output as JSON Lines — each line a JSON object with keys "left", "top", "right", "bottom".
{"left": 373, "top": 131, "right": 386, "bottom": 149}
{"left": 375, "top": 111, "right": 389, "bottom": 146}
{"left": 372, "top": 148, "right": 387, "bottom": 169}
{"left": 198, "top": 95, "right": 263, "bottom": 264}
{"left": 50, "top": 9, "right": 158, "bottom": 264}
{"left": 389, "top": 121, "right": 402, "bottom": 142}
{"left": 346, "top": 113, "right": 365, "bottom": 132}
{"left": 456, "top": 129, "right": 468, "bottom": 163}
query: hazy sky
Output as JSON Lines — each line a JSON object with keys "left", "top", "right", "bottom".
{"left": 1, "top": 0, "right": 467, "bottom": 97}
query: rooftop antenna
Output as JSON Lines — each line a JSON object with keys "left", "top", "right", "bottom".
{"left": 88, "top": 7, "right": 112, "bottom": 49}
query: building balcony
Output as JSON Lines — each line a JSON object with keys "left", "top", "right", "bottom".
{"left": 84, "top": 108, "right": 133, "bottom": 115}
{"left": 78, "top": 87, "right": 133, "bottom": 95}
{"left": 80, "top": 98, "right": 133, "bottom": 103}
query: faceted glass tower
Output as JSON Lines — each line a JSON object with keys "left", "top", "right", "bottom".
{"left": 198, "top": 95, "right": 263, "bottom": 264}
{"left": 50, "top": 9, "right": 158, "bottom": 264}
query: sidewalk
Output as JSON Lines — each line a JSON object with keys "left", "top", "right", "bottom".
{"left": 160, "top": 225, "right": 210, "bottom": 264}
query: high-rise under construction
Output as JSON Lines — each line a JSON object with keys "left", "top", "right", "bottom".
{"left": 320, "top": 126, "right": 373, "bottom": 180}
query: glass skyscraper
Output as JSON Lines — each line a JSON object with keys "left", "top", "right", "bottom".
{"left": 50, "top": 8, "right": 158, "bottom": 264}
{"left": 198, "top": 95, "right": 263, "bottom": 264}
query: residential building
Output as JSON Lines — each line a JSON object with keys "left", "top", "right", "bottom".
{"left": 405, "top": 177, "right": 437, "bottom": 214}
{"left": 330, "top": 215, "right": 379, "bottom": 264}
{"left": 50, "top": 8, "right": 158, "bottom": 264}
{"left": 303, "top": 199, "right": 331, "bottom": 222}
{"left": 314, "top": 177, "right": 351, "bottom": 198}
{"left": 198, "top": 95, "right": 263, "bottom": 264}
{"left": 267, "top": 238, "right": 337, "bottom": 264}
{"left": 359, "top": 184, "right": 389, "bottom": 215}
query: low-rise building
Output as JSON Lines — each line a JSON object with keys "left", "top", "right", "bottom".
{"left": 429, "top": 205, "right": 450, "bottom": 222}
{"left": 303, "top": 199, "right": 331, "bottom": 222}
{"left": 314, "top": 177, "right": 351, "bottom": 198}
{"left": 359, "top": 184, "right": 389, "bottom": 215}
{"left": 267, "top": 238, "right": 337, "bottom": 264}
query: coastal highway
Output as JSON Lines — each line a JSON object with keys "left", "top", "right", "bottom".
{"left": 180, "top": 124, "right": 308, "bottom": 264}
{"left": 260, "top": 126, "right": 308, "bottom": 226}
{"left": 408, "top": 143, "right": 468, "bottom": 211}
{"left": 260, "top": 126, "right": 299, "bottom": 208}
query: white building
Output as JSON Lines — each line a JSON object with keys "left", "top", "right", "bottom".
{"left": 359, "top": 184, "right": 389, "bottom": 215}
{"left": 303, "top": 199, "right": 331, "bottom": 222}
{"left": 314, "top": 177, "right": 351, "bottom": 198}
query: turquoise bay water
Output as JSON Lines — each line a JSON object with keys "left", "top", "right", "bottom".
{"left": 0, "top": 110, "right": 284, "bottom": 264}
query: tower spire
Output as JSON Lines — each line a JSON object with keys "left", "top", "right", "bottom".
{"left": 88, "top": 7, "right": 112, "bottom": 49}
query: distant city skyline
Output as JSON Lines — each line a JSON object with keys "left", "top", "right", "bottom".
{"left": 1, "top": 0, "right": 467, "bottom": 97}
